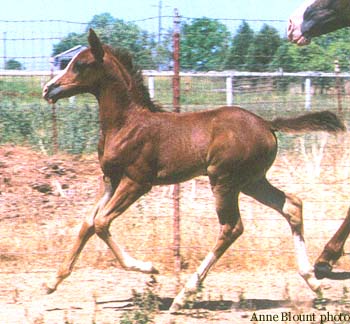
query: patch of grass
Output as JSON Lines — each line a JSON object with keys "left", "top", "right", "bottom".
{"left": 120, "top": 287, "right": 161, "bottom": 324}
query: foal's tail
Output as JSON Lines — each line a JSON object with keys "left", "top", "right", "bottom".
{"left": 270, "top": 111, "right": 346, "bottom": 134}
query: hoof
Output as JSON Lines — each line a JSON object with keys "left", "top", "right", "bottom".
{"left": 146, "top": 274, "right": 158, "bottom": 288}
{"left": 169, "top": 302, "right": 182, "bottom": 314}
{"left": 150, "top": 266, "right": 159, "bottom": 275}
{"left": 169, "top": 288, "right": 187, "bottom": 314}
{"left": 314, "top": 262, "right": 333, "bottom": 280}
{"left": 137, "top": 261, "right": 159, "bottom": 274}
{"left": 42, "top": 283, "right": 56, "bottom": 295}
{"left": 141, "top": 264, "right": 159, "bottom": 275}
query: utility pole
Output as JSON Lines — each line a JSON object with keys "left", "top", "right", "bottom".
{"left": 158, "top": 0, "right": 162, "bottom": 45}
{"left": 3, "top": 32, "right": 7, "bottom": 69}
{"left": 153, "top": 0, "right": 165, "bottom": 70}
{"left": 152, "top": 0, "right": 164, "bottom": 45}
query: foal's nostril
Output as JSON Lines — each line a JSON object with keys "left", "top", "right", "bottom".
{"left": 42, "top": 85, "right": 50, "bottom": 98}
{"left": 287, "top": 20, "right": 294, "bottom": 38}
{"left": 43, "top": 83, "right": 56, "bottom": 99}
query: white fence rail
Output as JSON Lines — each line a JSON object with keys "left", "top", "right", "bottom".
{"left": 143, "top": 70, "right": 350, "bottom": 109}
{"left": 1, "top": 69, "right": 349, "bottom": 109}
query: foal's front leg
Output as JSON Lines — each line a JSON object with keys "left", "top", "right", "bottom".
{"left": 93, "top": 176, "right": 158, "bottom": 274}
{"left": 314, "top": 207, "right": 350, "bottom": 279}
{"left": 45, "top": 176, "right": 114, "bottom": 294}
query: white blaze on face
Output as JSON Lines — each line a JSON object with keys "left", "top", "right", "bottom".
{"left": 42, "top": 50, "right": 83, "bottom": 100}
{"left": 288, "top": 0, "right": 316, "bottom": 45}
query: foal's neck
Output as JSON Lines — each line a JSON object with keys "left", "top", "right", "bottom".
{"left": 97, "top": 82, "right": 141, "bottom": 133}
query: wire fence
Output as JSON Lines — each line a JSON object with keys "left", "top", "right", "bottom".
{"left": 1, "top": 69, "right": 349, "bottom": 154}
{"left": 1, "top": 15, "right": 350, "bottom": 294}
{"left": 0, "top": 16, "right": 288, "bottom": 70}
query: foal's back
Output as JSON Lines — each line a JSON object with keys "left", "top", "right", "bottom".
{"left": 152, "top": 106, "right": 277, "bottom": 186}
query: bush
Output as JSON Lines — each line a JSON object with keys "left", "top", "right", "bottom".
{"left": 0, "top": 99, "right": 99, "bottom": 154}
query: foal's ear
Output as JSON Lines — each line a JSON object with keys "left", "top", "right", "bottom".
{"left": 88, "top": 29, "right": 104, "bottom": 63}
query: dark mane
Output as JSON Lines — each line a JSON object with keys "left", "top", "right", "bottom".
{"left": 107, "top": 46, "right": 164, "bottom": 113}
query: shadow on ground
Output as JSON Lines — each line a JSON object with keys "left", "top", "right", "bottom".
{"left": 96, "top": 296, "right": 333, "bottom": 312}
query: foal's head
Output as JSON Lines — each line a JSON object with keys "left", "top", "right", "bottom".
{"left": 43, "top": 29, "right": 161, "bottom": 112}
{"left": 43, "top": 29, "right": 112, "bottom": 103}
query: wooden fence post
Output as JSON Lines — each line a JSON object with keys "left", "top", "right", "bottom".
{"left": 148, "top": 76, "right": 155, "bottom": 99}
{"left": 226, "top": 76, "right": 233, "bottom": 106}
{"left": 305, "top": 78, "right": 311, "bottom": 110}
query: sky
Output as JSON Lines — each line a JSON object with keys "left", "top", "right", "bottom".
{"left": 0, "top": 0, "right": 304, "bottom": 23}
{"left": 0, "top": 0, "right": 306, "bottom": 70}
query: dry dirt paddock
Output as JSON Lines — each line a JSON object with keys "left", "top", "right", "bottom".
{"left": 4, "top": 268, "right": 350, "bottom": 324}
{"left": 2, "top": 132, "right": 350, "bottom": 323}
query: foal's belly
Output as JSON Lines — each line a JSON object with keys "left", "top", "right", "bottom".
{"left": 155, "top": 160, "right": 207, "bottom": 185}
{"left": 155, "top": 125, "right": 209, "bottom": 185}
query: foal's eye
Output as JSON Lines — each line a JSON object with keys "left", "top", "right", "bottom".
{"left": 73, "top": 61, "right": 88, "bottom": 73}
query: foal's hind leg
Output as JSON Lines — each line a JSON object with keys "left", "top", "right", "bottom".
{"left": 243, "top": 177, "right": 320, "bottom": 292}
{"left": 170, "top": 181, "right": 243, "bottom": 313}
{"left": 45, "top": 176, "right": 114, "bottom": 294}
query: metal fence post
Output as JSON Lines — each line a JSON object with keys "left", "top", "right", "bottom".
{"left": 3, "top": 32, "right": 7, "bottom": 69}
{"left": 335, "top": 60, "right": 343, "bottom": 114}
{"left": 173, "top": 8, "right": 181, "bottom": 287}
{"left": 50, "top": 59, "right": 58, "bottom": 154}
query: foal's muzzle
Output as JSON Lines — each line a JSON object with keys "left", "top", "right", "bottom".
{"left": 43, "top": 83, "right": 62, "bottom": 104}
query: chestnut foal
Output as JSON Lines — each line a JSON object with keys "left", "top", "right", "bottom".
{"left": 43, "top": 29, "right": 345, "bottom": 312}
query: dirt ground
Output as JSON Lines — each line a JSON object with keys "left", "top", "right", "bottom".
{"left": 2, "top": 138, "right": 350, "bottom": 323}
{"left": 3, "top": 267, "right": 350, "bottom": 324}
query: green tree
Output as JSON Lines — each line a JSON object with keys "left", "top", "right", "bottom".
{"left": 270, "top": 39, "right": 334, "bottom": 72}
{"left": 52, "top": 13, "right": 157, "bottom": 69}
{"left": 154, "top": 28, "right": 173, "bottom": 70}
{"left": 88, "top": 12, "right": 116, "bottom": 29}
{"left": 271, "top": 27, "right": 350, "bottom": 74}
{"left": 270, "top": 39, "right": 332, "bottom": 92}
{"left": 298, "top": 43, "right": 330, "bottom": 71}
{"left": 52, "top": 32, "right": 86, "bottom": 56}
{"left": 93, "top": 19, "right": 157, "bottom": 69}
{"left": 5, "top": 59, "right": 24, "bottom": 70}
{"left": 245, "top": 24, "right": 281, "bottom": 71}
{"left": 180, "top": 17, "right": 230, "bottom": 71}
{"left": 325, "top": 30, "right": 350, "bottom": 71}
{"left": 224, "top": 21, "right": 254, "bottom": 70}
{"left": 270, "top": 41, "right": 301, "bottom": 72}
